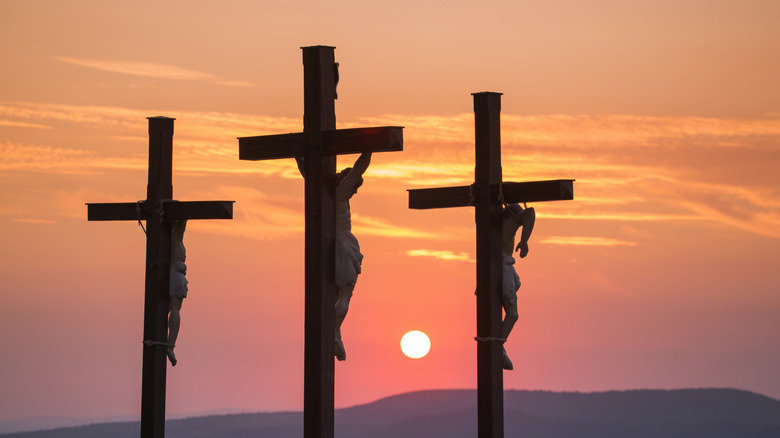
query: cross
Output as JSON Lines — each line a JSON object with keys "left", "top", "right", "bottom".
{"left": 87, "top": 117, "right": 234, "bottom": 438}
{"left": 238, "top": 45, "right": 403, "bottom": 438}
{"left": 408, "top": 92, "right": 574, "bottom": 438}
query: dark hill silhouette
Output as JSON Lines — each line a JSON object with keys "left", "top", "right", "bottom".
{"left": 4, "top": 388, "right": 779, "bottom": 438}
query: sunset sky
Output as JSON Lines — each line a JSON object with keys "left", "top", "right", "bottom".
{"left": 1, "top": 0, "right": 779, "bottom": 425}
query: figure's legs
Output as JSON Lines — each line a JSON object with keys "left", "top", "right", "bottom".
{"left": 502, "top": 301, "right": 518, "bottom": 341}
{"left": 501, "top": 298, "right": 518, "bottom": 370}
{"left": 167, "top": 297, "right": 183, "bottom": 366}
{"left": 501, "top": 266, "right": 520, "bottom": 370}
{"left": 334, "top": 281, "right": 355, "bottom": 361}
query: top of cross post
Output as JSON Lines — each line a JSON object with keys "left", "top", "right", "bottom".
{"left": 301, "top": 45, "right": 336, "bottom": 50}
{"left": 471, "top": 91, "right": 503, "bottom": 96}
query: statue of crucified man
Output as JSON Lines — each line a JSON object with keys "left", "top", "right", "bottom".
{"left": 167, "top": 219, "right": 188, "bottom": 366}
{"left": 500, "top": 203, "right": 535, "bottom": 370}
{"left": 297, "top": 152, "right": 372, "bottom": 361}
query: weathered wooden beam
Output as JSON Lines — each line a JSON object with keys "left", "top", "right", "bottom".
{"left": 238, "top": 126, "right": 403, "bottom": 161}
{"left": 472, "top": 92, "right": 504, "bottom": 438}
{"left": 324, "top": 126, "right": 403, "bottom": 155}
{"left": 87, "top": 202, "right": 147, "bottom": 221}
{"left": 407, "top": 186, "right": 471, "bottom": 209}
{"left": 87, "top": 201, "right": 234, "bottom": 221}
{"left": 162, "top": 201, "right": 234, "bottom": 220}
{"left": 501, "top": 180, "right": 574, "bottom": 204}
{"left": 408, "top": 179, "right": 575, "bottom": 209}
{"left": 142, "top": 116, "right": 174, "bottom": 438}
{"left": 238, "top": 132, "right": 304, "bottom": 160}
{"left": 302, "top": 44, "right": 337, "bottom": 438}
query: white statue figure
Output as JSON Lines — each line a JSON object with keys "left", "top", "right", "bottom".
{"left": 500, "top": 203, "right": 535, "bottom": 370}
{"left": 297, "top": 152, "right": 371, "bottom": 361}
{"left": 167, "top": 219, "right": 188, "bottom": 366}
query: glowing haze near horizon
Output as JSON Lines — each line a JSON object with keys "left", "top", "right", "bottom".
{"left": 1, "top": 0, "right": 779, "bottom": 422}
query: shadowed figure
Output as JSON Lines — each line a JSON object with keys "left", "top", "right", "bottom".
{"left": 297, "top": 152, "right": 371, "bottom": 361}
{"left": 500, "top": 203, "right": 535, "bottom": 370}
{"left": 167, "top": 219, "right": 188, "bottom": 366}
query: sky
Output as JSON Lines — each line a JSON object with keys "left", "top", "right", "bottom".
{"left": 1, "top": 0, "right": 779, "bottom": 425}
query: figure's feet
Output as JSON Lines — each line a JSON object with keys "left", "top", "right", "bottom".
{"left": 502, "top": 347, "right": 513, "bottom": 371}
{"left": 167, "top": 348, "right": 178, "bottom": 367}
{"left": 335, "top": 338, "right": 346, "bottom": 361}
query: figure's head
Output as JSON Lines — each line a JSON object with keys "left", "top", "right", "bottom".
{"left": 336, "top": 167, "right": 364, "bottom": 195}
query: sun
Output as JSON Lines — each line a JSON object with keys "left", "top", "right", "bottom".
{"left": 400, "top": 330, "right": 431, "bottom": 359}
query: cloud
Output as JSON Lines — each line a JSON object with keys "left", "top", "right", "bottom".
{"left": 0, "top": 141, "right": 142, "bottom": 172}
{"left": 539, "top": 211, "right": 701, "bottom": 222}
{"left": 1, "top": 101, "right": 778, "bottom": 239}
{"left": 406, "top": 249, "right": 475, "bottom": 262}
{"left": 539, "top": 236, "right": 638, "bottom": 247}
{"left": 668, "top": 194, "right": 780, "bottom": 239}
{"left": 0, "top": 120, "right": 51, "bottom": 129}
{"left": 368, "top": 162, "right": 473, "bottom": 186}
{"left": 54, "top": 56, "right": 254, "bottom": 87}
{"left": 196, "top": 186, "right": 303, "bottom": 241}
{"left": 12, "top": 218, "right": 57, "bottom": 224}
{"left": 352, "top": 213, "right": 442, "bottom": 239}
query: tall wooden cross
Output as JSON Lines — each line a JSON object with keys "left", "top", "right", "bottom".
{"left": 408, "top": 92, "right": 574, "bottom": 438}
{"left": 87, "top": 117, "right": 234, "bottom": 438}
{"left": 238, "top": 46, "right": 402, "bottom": 438}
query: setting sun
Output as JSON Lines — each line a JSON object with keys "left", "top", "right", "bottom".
{"left": 400, "top": 331, "right": 431, "bottom": 359}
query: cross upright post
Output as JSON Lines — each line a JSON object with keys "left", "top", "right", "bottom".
{"left": 238, "top": 46, "right": 403, "bottom": 438}
{"left": 473, "top": 92, "right": 506, "bottom": 437}
{"left": 408, "top": 92, "right": 574, "bottom": 438}
{"left": 87, "top": 117, "right": 233, "bottom": 438}
{"left": 302, "top": 45, "right": 338, "bottom": 438}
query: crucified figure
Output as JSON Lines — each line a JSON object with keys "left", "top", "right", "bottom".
{"left": 500, "top": 203, "right": 535, "bottom": 370}
{"left": 167, "top": 219, "right": 188, "bottom": 366}
{"left": 297, "top": 152, "right": 371, "bottom": 361}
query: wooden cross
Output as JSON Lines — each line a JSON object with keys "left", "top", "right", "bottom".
{"left": 238, "top": 45, "right": 402, "bottom": 438}
{"left": 87, "top": 117, "right": 233, "bottom": 438}
{"left": 408, "top": 92, "right": 574, "bottom": 438}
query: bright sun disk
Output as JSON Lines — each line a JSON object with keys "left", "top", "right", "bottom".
{"left": 400, "top": 330, "right": 431, "bottom": 359}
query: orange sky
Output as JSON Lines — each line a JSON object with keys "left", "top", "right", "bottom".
{"left": 1, "top": 0, "right": 779, "bottom": 423}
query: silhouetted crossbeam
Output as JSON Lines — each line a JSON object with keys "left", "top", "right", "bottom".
{"left": 408, "top": 180, "right": 574, "bottom": 209}
{"left": 239, "top": 126, "right": 403, "bottom": 160}
{"left": 87, "top": 200, "right": 234, "bottom": 221}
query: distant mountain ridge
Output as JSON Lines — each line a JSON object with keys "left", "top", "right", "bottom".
{"left": 4, "top": 388, "right": 780, "bottom": 438}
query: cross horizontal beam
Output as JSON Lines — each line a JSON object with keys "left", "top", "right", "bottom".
{"left": 87, "top": 201, "right": 234, "bottom": 221}
{"left": 238, "top": 126, "right": 403, "bottom": 161}
{"left": 408, "top": 179, "right": 574, "bottom": 209}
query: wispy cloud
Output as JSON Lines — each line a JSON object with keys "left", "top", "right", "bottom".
{"left": 1, "top": 101, "right": 778, "bottom": 239}
{"left": 352, "top": 213, "right": 442, "bottom": 239}
{"left": 0, "top": 141, "right": 143, "bottom": 172}
{"left": 54, "top": 56, "right": 255, "bottom": 87}
{"left": 406, "top": 249, "right": 475, "bottom": 262}
{"left": 540, "top": 236, "right": 638, "bottom": 247}
{"left": 0, "top": 119, "right": 51, "bottom": 129}
{"left": 12, "top": 218, "right": 57, "bottom": 224}
{"left": 539, "top": 212, "right": 702, "bottom": 221}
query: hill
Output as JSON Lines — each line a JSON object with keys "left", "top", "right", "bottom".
{"left": 4, "top": 388, "right": 780, "bottom": 438}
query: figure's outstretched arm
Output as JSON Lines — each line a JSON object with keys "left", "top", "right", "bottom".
{"left": 352, "top": 152, "right": 372, "bottom": 177}
{"left": 295, "top": 156, "right": 305, "bottom": 178}
{"left": 515, "top": 207, "right": 536, "bottom": 258}
{"left": 338, "top": 152, "right": 372, "bottom": 191}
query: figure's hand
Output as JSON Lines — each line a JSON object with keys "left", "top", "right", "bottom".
{"left": 516, "top": 241, "right": 529, "bottom": 258}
